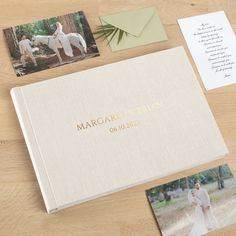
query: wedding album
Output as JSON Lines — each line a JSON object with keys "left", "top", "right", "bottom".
{"left": 10, "top": 47, "right": 228, "bottom": 213}
{"left": 146, "top": 164, "right": 236, "bottom": 236}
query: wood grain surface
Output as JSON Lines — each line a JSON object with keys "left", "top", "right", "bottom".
{"left": 0, "top": 0, "right": 235, "bottom": 235}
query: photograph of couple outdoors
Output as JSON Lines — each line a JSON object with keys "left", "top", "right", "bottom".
{"left": 146, "top": 164, "right": 236, "bottom": 236}
{"left": 3, "top": 11, "right": 99, "bottom": 76}
{"left": 187, "top": 180, "right": 218, "bottom": 235}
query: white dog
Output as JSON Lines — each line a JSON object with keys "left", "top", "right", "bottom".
{"left": 32, "top": 33, "right": 87, "bottom": 64}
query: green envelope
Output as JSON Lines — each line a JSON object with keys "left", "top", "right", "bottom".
{"left": 100, "top": 7, "right": 168, "bottom": 51}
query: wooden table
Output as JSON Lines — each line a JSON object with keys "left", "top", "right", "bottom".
{"left": 0, "top": 0, "right": 235, "bottom": 235}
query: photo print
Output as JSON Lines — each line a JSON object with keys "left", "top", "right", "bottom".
{"left": 146, "top": 164, "right": 236, "bottom": 236}
{"left": 3, "top": 11, "right": 99, "bottom": 76}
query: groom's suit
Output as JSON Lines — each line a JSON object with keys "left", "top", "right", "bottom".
{"left": 19, "top": 39, "right": 37, "bottom": 67}
{"left": 195, "top": 187, "right": 218, "bottom": 230}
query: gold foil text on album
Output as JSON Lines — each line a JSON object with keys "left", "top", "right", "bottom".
{"left": 76, "top": 101, "right": 162, "bottom": 131}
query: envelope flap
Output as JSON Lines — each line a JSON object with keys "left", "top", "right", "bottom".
{"left": 100, "top": 7, "right": 156, "bottom": 37}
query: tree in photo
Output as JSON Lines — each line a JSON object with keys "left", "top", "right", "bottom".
{"left": 58, "top": 14, "right": 80, "bottom": 34}
{"left": 4, "top": 28, "right": 20, "bottom": 58}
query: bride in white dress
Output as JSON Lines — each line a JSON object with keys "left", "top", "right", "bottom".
{"left": 53, "top": 22, "right": 74, "bottom": 57}
{"left": 188, "top": 190, "right": 208, "bottom": 236}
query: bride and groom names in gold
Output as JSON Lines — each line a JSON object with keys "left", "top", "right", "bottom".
{"left": 76, "top": 101, "right": 162, "bottom": 133}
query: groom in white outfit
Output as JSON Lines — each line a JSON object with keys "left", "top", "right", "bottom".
{"left": 19, "top": 34, "right": 38, "bottom": 67}
{"left": 194, "top": 180, "right": 218, "bottom": 230}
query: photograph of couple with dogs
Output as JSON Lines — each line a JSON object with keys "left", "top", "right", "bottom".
{"left": 4, "top": 11, "right": 99, "bottom": 76}
{"left": 146, "top": 164, "right": 236, "bottom": 236}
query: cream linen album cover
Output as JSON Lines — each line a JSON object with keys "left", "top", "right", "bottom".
{"left": 11, "top": 47, "right": 228, "bottom": 213}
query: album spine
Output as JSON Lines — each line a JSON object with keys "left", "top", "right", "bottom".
{"left": 10, "top": 87, "right": 58, "bottom": 213}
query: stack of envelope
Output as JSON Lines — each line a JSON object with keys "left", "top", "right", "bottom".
{"left": 100, "top": 6, "right": 168, "bottom": 51}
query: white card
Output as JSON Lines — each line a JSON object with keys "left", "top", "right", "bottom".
{"left": 178, "top": 11, "right": 236, "bottom": 90}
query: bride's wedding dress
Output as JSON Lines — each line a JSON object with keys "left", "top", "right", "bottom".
{"left": 54, "top": 22, "right": 74, "bottom": 57}
{"left": 188, "top": 195, "right": 208, "bottom": 236}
